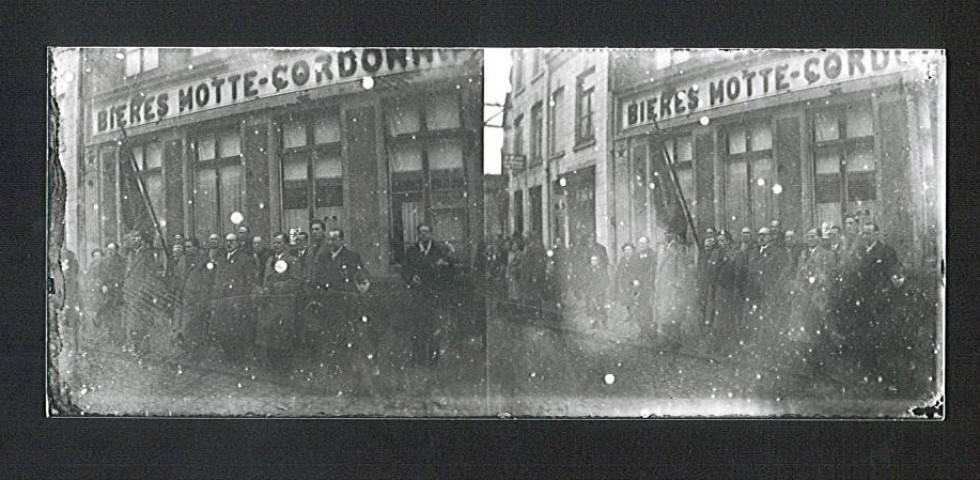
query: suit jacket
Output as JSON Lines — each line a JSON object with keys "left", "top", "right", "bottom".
{"left": 857, "top": 241, "right": 900, "bottom": 296}
{"left": 401, "top": 240, "right": 454, "bottom": 290}
{"left": 262, "top": 252, "right": 304, "bottom": 295}
{"left": 796, "top": 245, "right": 835, "bottom": 291}
{"left": 310, "top": 245, "right": 368, "bottom": 293}
{"left": 213, "top": 248, "right": 258, "bottom": 299}
{"left": 743, "top": 243, "right": 789, "bottom": 302}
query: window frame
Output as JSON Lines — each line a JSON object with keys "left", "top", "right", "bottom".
{"left": 809, "top": 101, "right": 878, "bottom": 225}
{"left": 548, "top": 87, "right": 563, "bottom": 157}
{"left": 383, "top": 90, "right": 470, "bottom": 266}
{"left": 530, "top": 102, "right": 543, "bottom": 165}
{"left": 277, "top": 109, "right": 345, "bottom": 231}
{"left": 722, "top": 119, "right": 775, "bottom": 231}
{"left": 575, "top": 66, "right": 596, "bottom": 147}
{"left": 126, "top": 139, "right": 165, "bottom": 227}
{"left": 191, "top": 126, "right": 244, "bottom": 238}
{"left": 123, "top": 47, "right": 159, "bottom": 77}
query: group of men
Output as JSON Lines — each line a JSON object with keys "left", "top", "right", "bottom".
{"left": 79, "top": 220, "right": 458, "bottom": 394}
{"left": 483, "top": 213, "right": 908, "bottom": 387}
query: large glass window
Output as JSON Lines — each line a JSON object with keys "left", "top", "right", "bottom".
{"left": 384, "top": 91, "right": 468, "bottom": 264}
{"left": 630, "top": 135, "right": 694, "bottom": 240}
{"left": 278, "top": 109, "right": 344, "bottom": 234}
{"left": 192, "top": 128, "right": 243, "bottom": 240}
{"left": 576, "top": 67, "right": 596, "bottom": 145}
{"left": 811, "top": 102, "right": 877, "bottom": 227}
{"left": 723, "top": 120, "right": 774, "bottom": 231}
{"left": 128, "top": 140, "right": 165, "bottom": 227}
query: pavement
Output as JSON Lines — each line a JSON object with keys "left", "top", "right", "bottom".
{"left": 50, "top": 294, "right": 940, "bottom": 418}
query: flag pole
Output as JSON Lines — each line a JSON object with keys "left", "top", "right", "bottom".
{"left": 649, "top": 115, "right": 699, "bottom": 250}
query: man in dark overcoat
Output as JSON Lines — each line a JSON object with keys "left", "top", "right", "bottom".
{"left": 121, "top": 231, "right": 167, "bottom": 357}
{"left": 97, "top": 242, "right": 127, "bottom": 345}
{"left": 742, "top": 227, "right": 790, "bottom": 350}
{"left": 173, "top": 238, "right": 213, "bottom": 354}
{"left": 251, "top": 232, "right": 303, "bottom": 372}
{"left": 401, "top": 223, "right": 455, "bottom": 367}
{"left": 211, "top": 233, "right": 258, "bottom": 358}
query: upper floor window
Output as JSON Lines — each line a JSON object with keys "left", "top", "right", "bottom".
{"left": 190, "top": 47, "right": 213, "bottom": 57}
{"left": 547, "top": 88, "right": 563, "bottom": 156}
{"left": 575, "top": 67, "right": 596, "bottom": 145}
{"left": 531, "top": 50, "right": 543, "bottom": 77}
{"left": 123, "top": 48, "right": 159, "bottom": 77}
{"left": 530, "top": 102, "right": 543, "bottom": 164}
{"left": 513, "top": 50, "right": 525, "bottom": 91}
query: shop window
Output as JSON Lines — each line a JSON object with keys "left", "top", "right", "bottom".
{"left": 384, "top": 91, "right": 469, "bottom": 265}
{"left": 810, "top": 103, "right": 877, "bottom": 227}
{"left": 277, "top": 110, "right": 344, "bottom": 233}
{"left": 548, "top": 88, "right": 563, "bottom": 156}
{"left": 192, "top": 128, "right": 243, "bottom": 240}
{"left": 723, "top": 121, "right": 774, "bottom": 231}
{"left": 632, "top": 136, "right": 695, "bottom": 237}
{"left": 575, "top": 67, "right": 596, "bottom": 145}
{"left": 530, "top": 102, "right": 543, "bottom": 164}
{"left": 123, "top": 48, "right": 158, "bottom": 77}
{"left": 126, "top": 141, "right": 165, "bottom": 229}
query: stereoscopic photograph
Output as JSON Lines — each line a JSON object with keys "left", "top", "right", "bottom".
{"left": 47, "top": 47, "right": 944, "bottom": 417}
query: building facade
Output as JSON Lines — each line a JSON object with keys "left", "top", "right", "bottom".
{"left": 76, "top": 48, "right": 483, "bottom": 275}
{"left": 503, "top": 49, "right": 612, "bottom": 249}
{"left": 611, "top": 49, "right": 942, "bottom": 271}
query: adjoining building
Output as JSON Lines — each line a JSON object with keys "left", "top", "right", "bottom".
{"left": 503, "top": 48, "right": 943, "bottom": 271}
{"left": 611, "top": 49, "right": 942, "bottom": 271}
{"left": 76, "top": 48, "right": 483, "bottom": 275}
{"left": 503, "top": 49, "right": 612, "bottom": 249}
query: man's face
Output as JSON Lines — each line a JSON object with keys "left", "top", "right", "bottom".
{"left": 252, "top": 237, "right": 262, "bottom": 251}
{"left": 272, "top": 236, "right": 286, "bottom": 254}
{"left": 326, "top": 231, "right": 343, "bottom": 251}
{"left": 740, "top": 230, "right": 753, "bottom": 243}
{"left": 225, "top": 236, "right": 238, "bottom": 252}
{"left": 784, "top": 231, "right": 796, "bottom": 245}
{"left": 296, "top": 234, "right": 309, "bottom": 248}
{"left": 311, "top": 224, "right": 325, "bottom": 241}
{"left": 184, "top": 241, "right": 196, "bottom": 254}
{"left": 208, "top": 236, "right": 220, "bottom": 248}
{"left": 106, "top": 244, "right": 117, "bottom": 256}
{"left": 418, "top": 226, "right": 432, "bottom": 243}
{"left": 861, "top": 225, "right": 878, "bottom": 243}
{"left": 92, "top": 251, "right": 103, "bottom": 261}
{"left": 638, "top": 237, "right": 650, "bottom": 250}
{"left": 172, "top": 244, "right": 184, "bottom": 255}
{"left": 805, "top": 230, "right": 821, "bottom": 248}
{"left": 704, "top": 237, "right": 716, "bottom": 249}
{"left": 759, "top": 232, "right": 774, "bottom": 246}
{"left": 622, "top": 245, "right": 635, "bottom": 260}
{"left": 844, "top": 217, "right": 858, "bottom": 234}
{"left": 828, "top": 228, "right": 841, "bottom": 243}
{"left": 716, "top": 235, "right": 730, "bottom": 247}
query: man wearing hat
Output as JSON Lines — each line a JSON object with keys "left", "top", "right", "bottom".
{"left": 742, "top": 227, "right": 790, "bottom": 353}
{"left": 211, "top": 233, "right": 259, "bottom": 359}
